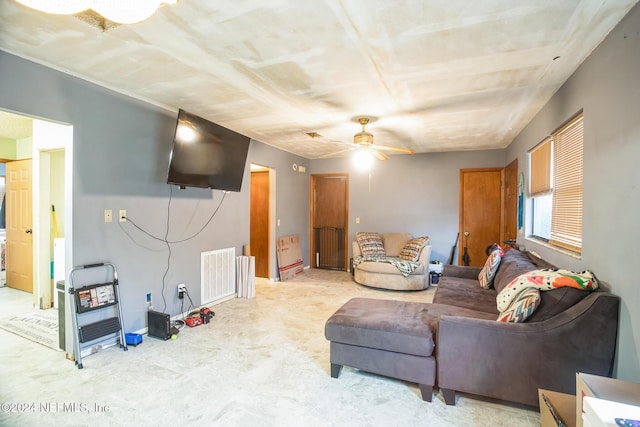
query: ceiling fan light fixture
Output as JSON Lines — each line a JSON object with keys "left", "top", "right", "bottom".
{"left": 353, "top": 130, "right": 373, "bottom": 145}
{"left": 353, "top": 117, "right": 374, "bottom": 146}
{"left": 353, "top": 147, "right": 373, "bottom": 171}
{"left": 14, "top": 0, "right": 177, "bottom": 24}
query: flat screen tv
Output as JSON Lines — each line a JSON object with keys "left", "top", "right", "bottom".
{"left": 166, "top": 109, "right": 251, "bottom": 191}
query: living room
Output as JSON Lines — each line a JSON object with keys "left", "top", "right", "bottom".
{"left": 1, "top": 1, "right": 639, "bottom": 425}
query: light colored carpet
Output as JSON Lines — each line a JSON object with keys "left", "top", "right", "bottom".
{"left": 0, "top": 269, "right": 539, "bottom": 426}
{"left": 0, "top": 309, "right": 60, "bottom": 351}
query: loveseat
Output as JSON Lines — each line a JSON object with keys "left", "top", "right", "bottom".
{"left": 325, "top": 248, "right": 620, "bottom": 407}
{"left": 352, "top": 232, "right": 431, "bottom": 291}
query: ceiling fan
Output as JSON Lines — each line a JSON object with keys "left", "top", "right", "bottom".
{"left": 352, "top": 117, "right": 415, "bottom": 161}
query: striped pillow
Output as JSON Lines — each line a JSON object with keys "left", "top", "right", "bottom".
{"left": 399, "top": 236, "right": 429, "bottom": 261}
{"left": 478, "top": 248, "right": 504, "bottom": 289}
{"left": 355, "top": 232, "right": 385, "bottom": 257}
{"left": 497, "top": 288, "right": 541, "bottom": 323}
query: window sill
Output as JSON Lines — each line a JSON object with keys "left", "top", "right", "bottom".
{"left": 524, "top": 236, "right": 582, "bottom": 260}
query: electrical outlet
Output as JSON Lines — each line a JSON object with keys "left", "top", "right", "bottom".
{"left": 177, "top": 284, "right": 186, "bottom": 299}
{"left": 104, "top": 209, "right": 112, "bottom": 223}
{"left": 119, "top": 210, "right": 126, "bottom": 222}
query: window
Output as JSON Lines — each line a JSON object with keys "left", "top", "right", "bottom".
{"left": 529, "top": 113, "right": 584, "bottom": 253}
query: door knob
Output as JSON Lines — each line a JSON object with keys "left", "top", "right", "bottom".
{"left": 25, "top": 229, "right": 32, "bottom": 234}
{"left": 464, "top": 231, "right": 469, "bottom": 237}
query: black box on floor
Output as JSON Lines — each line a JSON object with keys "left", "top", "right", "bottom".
{"left": 147, "top": 310, "right": 171, "bottom": 340}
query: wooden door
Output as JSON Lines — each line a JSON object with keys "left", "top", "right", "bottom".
{"left": 6, "top": 159, "right": 33, "bottom": 292}
{"left": 311, "top": 174, "right": 348, "bottom": 270}
{"left": 502, "top": 159, "right": 518, "bottom": 250}
{"left": 459, "top": 168, "right": 502, "bottom": 267}
{"left": 250, "top": 170, "right": 270, "bottom": 278}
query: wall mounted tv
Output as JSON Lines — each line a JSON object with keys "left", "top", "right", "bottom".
{"left": 166, "top": 109, "right": 251, "bottom": 191}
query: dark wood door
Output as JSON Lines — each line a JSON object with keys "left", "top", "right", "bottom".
{"left": 459, "top": 168, "right": 502, "bottom": 267}
{"left": 502, "top": 159, "right": 518, "bottom": 250}
{"left": 250, "top": 170, "right": 269, "bottom": 278}
{"left": 311, "top": 174, "right": 348, "bottom": 270}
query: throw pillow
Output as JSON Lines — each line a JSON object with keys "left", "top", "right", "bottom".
{"left": 478, "top": 246, "right": 504, "bottom": 289}
{"left": 355, "top": 232, "right": 385, "bottom": 257}
{"left": 496, "top": 268, "right": 598, "bottom": 312}
{"left": 399, "top": 236, "right": 429, "bottom": 261}
{"left": 497, "top": 288, "right": 541, "bottom": 323}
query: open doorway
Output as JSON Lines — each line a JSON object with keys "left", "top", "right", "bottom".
{"left": 0, "top": 109, "right": 73, "bottom": 353}
{"left": 310, "top": 174, "right": 349, "bottom": 271}
{"left": 250, "top": 164, "right": 276, "bottom": 279}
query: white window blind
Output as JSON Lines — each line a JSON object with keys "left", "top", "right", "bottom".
{"left": 549, "top": 114, "right": 584, "bottom": 253}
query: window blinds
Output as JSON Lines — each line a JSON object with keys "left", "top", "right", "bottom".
{"left": 529, "top": 138, "right": 552, "bottom": 197}
{"left": 550, "top": 114, "right": 584, "bottom": 253}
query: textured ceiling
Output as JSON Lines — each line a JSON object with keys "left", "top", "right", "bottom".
{"left": 0, "top": 0, "right": 637, "bottom": 158}
{"left": 0, "top": 110, "right": 32, "bottom": 140}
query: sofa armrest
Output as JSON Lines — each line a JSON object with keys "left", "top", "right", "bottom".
{"left": 352, "top": 241, "right": 361, "bottom": 258}
{"left": 436, "top": 292, "right": 619, "bottom": 406}
{"left": 417, "top": 245, "right": 431, "bottom": 267}
{"left": 443, "top": 264, "right": 482, "bottom": 279}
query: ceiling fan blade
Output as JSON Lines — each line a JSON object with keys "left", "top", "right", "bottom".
{"left": 371, "top": 149, "right": 389, "bottom": 161}
{"left": 318, "top": 146, "right": 356, "bottom": 158}
{"left": 374, "top": 144, "right": 415, "bottom": 154}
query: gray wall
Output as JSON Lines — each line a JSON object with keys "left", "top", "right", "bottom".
{"left": 0, "top": 51, "right": 309, "bottom": 332}
{"left": 506, "top": 4, "right": 640, "bottom": 381}
{"left": 310, "top": 149, "right": 506, "bottom": 263}
{"left": 2, "top": 0, "right": 638, "bottom": 381}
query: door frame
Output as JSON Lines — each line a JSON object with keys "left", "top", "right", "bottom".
{"left": 33, "top": 118, "right": 73, "bottom": 310}
{"left": 458, "top": 167, "right": 504, "bottom": 266}
{"left": 250, "top": 164, "right": 277, "bottom": 279}
{"left": 309, "top": 173, "right": 349, "bottom": 271}
{"left": 249, "top": 163, "right": 277, "bottom": 279}
{"left": 502, "top": 158, "right": 518, "bottom": 249}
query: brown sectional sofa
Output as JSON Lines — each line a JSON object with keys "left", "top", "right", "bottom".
{"left": 325, "top": 249, "right": 620, "bottom": 406}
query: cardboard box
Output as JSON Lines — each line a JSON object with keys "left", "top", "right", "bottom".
{"left": 576, "top": 373, "right": 640, "bottom": 427}
{"left": 539, "top": 389, "right": 576, "bottom": 427}
{"left": 582, "top": 396, "right": 640, "bottom": 427}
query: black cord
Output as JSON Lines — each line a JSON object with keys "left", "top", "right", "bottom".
{"left": 118, "top": 187, "right": 228, "bottom": 314}
{"left": 122, "top": 190, "right": 227, "bottom": 244}
{"left": 160, "top": 185, "right": 174, "bottom": 313}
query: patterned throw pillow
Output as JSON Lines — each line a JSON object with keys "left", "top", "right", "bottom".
{"left": 496, "top": 268, "right": 598, "bottom": 312}
{"left": 355, "top": 232, "right": 385, "bottom": 257}
{"left": 478, "top": 247, "right": 504, "bottom": 289}
{"left": 497, "top": 288, "right": 541, "bottom": 323}
{"left": 399, "top": 236, "right": 429, "bottom": 261}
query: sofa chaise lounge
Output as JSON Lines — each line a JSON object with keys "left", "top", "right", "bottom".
{"left": 325, "top": 248, "right": 620, "bottom": 406}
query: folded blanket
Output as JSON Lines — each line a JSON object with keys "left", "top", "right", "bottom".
{"left": 497, "top": 268, "right": 598, "bottom": 312}
{"left": 353, "top": 255, "right": 420, "bottom": 277}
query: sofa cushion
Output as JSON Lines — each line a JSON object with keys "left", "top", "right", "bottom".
{"left": 433, "top": 276, "right": 499, "bottom": 315}
{"left": 399, "top": 236, "right": 429, "bottom": 261}
{"left": 325, "top": 298, "right": 435, "bottom": 357}
{"left": 492, "top": 249, "right": 538, "bottom": 295}
{"left": 526, "top": 251, "right": 557, "bottom": 270}
{"left": 325, "top": 298, "right": 497, "bottom": 357}
{"left": 381, "top": 233, "right": 413, "bottom": 257}
{"left": 526, "top": 287, "right": 588, "bottom": 322}
{"left": 356, "top": 258, "right": 425, "bottom": 276}
{"left": 497, "top": 288, "right": 541, "bottom": 323}
{"left": 356, "top": 232, "right": 385, "bottom": 257}
{"left": 478, "top": 246, "right": 504, "bottom": 289}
